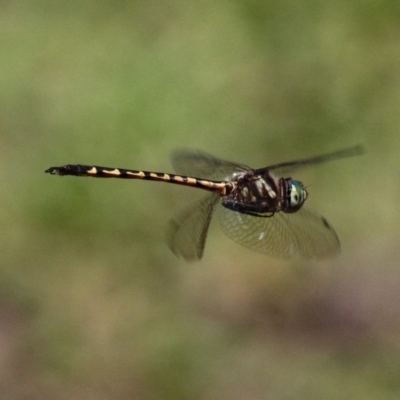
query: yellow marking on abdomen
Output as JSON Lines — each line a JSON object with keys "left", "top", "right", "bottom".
{"left": 87, "top": 167, "right": 98, "bottom": 175}
{"left": 103, "top": 169, "right": 123, "bottom": 176}
{"left": 173, "top": 175, "right": 185, "bottom": 183}
{"left": 185, "top": 177, "right": 197, "bottom": 184}
{"left": 126, "top": 171, "right": 145, "bottom": 178}
{"left": 199, "top": 180, "right": 218, "bottom": 186}
{"left": 150, "top": 173, "right": 171, "bottom": 180}
{"left": 198, "top": 180, "right": 228, "bottom": 194}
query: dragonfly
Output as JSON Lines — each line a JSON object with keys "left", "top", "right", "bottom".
{"left": 45, "top": 145, "right": 363, "bottom": 261}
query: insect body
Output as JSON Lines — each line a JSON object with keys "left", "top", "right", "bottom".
{"left": 46, "top": 146, "right": 363, "bottom": 261}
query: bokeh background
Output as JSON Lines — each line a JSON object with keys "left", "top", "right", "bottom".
{"left": 2, "top": 1, "right": 400, "bottom": 399}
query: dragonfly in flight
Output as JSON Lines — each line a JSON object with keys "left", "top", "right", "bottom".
{"left": 45, "top": 145, "right": 363, "bottom": 261}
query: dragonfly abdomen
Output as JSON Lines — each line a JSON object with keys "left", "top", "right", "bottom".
{"left": 45, "top": 164, "right": 231, "bottom": 194}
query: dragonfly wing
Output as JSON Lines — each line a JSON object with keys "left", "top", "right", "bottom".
{"left": 259, "top": 145, "right": 364, "bottom": 176}
{"left": 166, "top": 194, "right": 219, "bottom": 261}
{"left": 171, "top": 149, "right": 250, "bottom": 180}
{"left": 219, "top": 207, "right": 340, "bottom": 259}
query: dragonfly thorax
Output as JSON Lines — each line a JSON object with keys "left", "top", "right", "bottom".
{"left": 221, "top": 170, "right": 308, "bottom": 217}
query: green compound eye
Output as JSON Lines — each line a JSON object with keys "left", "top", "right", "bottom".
{"left": 286, "top": 179, "right": 307, "bottom": 212}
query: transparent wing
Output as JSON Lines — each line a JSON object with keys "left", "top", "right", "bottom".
{"left": 258, "top": 145, "right": 364, "bottom": 176}
{"left": 166, "top": 194, "right": 219, "bottom": 261}
{"left": 219, "top": 207, "right": 340, "bottom": 259}
{"left": 170, "top": 148, "right": 250, "bottom": 180}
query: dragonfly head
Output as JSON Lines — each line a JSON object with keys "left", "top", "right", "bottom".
{"left": 284, "top": 179, "right": 307, "bottom": 213}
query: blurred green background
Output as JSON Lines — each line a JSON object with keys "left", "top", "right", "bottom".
{"left": 1, "top": 0, "right": 400, "bottom": 398}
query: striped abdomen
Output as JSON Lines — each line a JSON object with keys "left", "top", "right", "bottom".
{"left": 45, "top": 164, "right": 231, "bottom": 195}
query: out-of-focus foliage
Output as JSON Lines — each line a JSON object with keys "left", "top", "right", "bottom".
{"left": 1, "top": 1, "right": 400, "bottom": 399}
